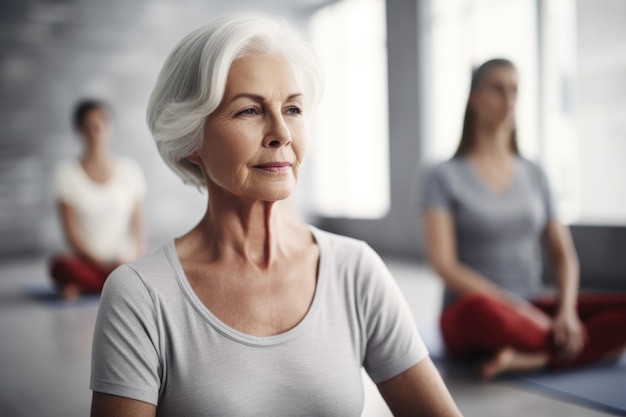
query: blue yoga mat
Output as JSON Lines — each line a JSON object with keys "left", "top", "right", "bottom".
{"left": 507, "top": 356, "right": 626, "bottom": 416}
{"left": 418, "top": 324, "right": 626, "bottom": 415}
{"left": 23, "top": 283, "right": 100, "bottom": 306}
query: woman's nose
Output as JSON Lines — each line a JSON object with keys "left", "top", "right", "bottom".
{"left": 263, "top": 113, "right": 292, "bottom": 148}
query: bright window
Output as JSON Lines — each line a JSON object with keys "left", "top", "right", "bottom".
{"left": 423, "top": 0, "right": 582, "bottom": 223}
{"left": 309, "top": 0, "right": 389, "bottom": 218}
{"left": 538, "top": 0, "right": 580, "bottom": 223}
{"left": 425, "top": 0, "right": 540, "bottom": 161}
{"left": 425, "top": 0, "right": 626, "bottom": 225}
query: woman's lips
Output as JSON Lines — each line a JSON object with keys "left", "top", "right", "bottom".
{"left": 254, "top": 162, "right": 292, "bottom": 173}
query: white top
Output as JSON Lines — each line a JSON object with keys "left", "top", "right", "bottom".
{"left": 54, "top": 157, "right": 146, "bottom": 262}
{"left": 90, "top": 226, "right": 428, "bottom": 416}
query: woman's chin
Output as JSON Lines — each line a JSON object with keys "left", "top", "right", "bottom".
{"left": 251, "top": 181, "right": 297, "bottom": 202}
{"left": 238, "top": 186, "right": 294, "bottom": 203}
{"left": 261, "top": 189, "right": 294, "bottom": 202}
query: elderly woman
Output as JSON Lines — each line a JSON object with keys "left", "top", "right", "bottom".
{"left": 90, "top": 14, "right": 462, "bottom": 417}
{"left": 50, "top": 99, "right": 145, "bottom": 299}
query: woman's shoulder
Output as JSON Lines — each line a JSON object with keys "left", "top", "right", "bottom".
{"left": 54, "top": 158, "right": 81, "bottom": 177}
{"left": 422, "top": 157, "right": 466, "bottom": 189}
{"left": 113, "top": 156, "right": 147, "bottom": 196}
{"left": 427, "top": 156, "right": 465, "bottom": 176}
{"left": 517, "top": 155, "right": 541, "bottom": 169}
{"left": 114, "top": 156, "right": 144, "bottom": 176}
{"left": 516, "top": 156, "right": 549, "bottom": 182}
{"left": 309, "top": 225, "right": 384, "bottom": 272}
{"left": 106, "top": 243, "right": 176, "bottom": 294}
{"left": 309, "top": 225, "right": 369, "bottom": 252}
{"left": 52, "top": 159, "right": 84, "bottom": 192}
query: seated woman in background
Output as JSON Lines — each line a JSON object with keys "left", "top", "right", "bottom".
{"left": 422, "top": 58, "right": 626, "bottom": 379}
{"left": 90, "top": 14, "right": 463, "bottom": 417}
{"left": 49, "top": 99, "right": 146, "bottom": 299}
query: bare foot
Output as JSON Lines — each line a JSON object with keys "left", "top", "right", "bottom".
{"left": 61, "top": 283, "right": 81, "bottom": 300}
{"left": 480, "top": 348, "right": 514, "bottom": 380}
{"left": 480, "top": 347, "right": 549, "bottom": 380}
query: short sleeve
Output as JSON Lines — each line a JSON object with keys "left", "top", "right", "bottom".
{"left": 53, "top": 161, "right": 79, "bottom": 205}
{"left": 422, "top": 164, "right": 453, "bottom": 212}
{"left": 358, "top": 244, "right": 428, "bottom": 383}
{"left": 119, "top": 158, "right": 147, "bottom": 201}
{"left": 530, "top": 161, "right": 557, "bottom": 221}
{"left": 90, "top": 265, "right": 161, "bottom": 405}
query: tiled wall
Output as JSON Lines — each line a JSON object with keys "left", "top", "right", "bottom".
{"left": 0, "top": 0, "right": 311, "bottom": 257}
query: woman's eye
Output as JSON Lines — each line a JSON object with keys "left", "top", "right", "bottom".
{"left": 286, "top": 106, "right": 302, "bottom": 115}
{"left": 237, "top": 108, "right": 260, "bottom": 116}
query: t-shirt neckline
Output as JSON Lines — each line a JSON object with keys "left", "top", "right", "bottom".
{"left": 164, "top": 225, "right": 326, "bottom": 347}
{"left": 73, "top": 158, "right": 118, "bottom": 188}
{"left": 458, "top": 155, "right": 521, "bottom": 197}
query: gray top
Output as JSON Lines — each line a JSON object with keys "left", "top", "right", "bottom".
{"left": 90, "top": 226, "right": 427, "bottom": 417}
{"left": 422, "top": 156, "right": 556, "bottom": 305}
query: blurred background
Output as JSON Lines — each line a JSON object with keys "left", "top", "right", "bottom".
{"left": 0, "top": 0, "right": 625, "bottom": 416}
{"left": 1, "top": 0, "right": 625, "bottom": 266}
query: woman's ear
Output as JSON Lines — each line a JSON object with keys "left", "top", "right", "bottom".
{"left": 186, "top": 152, "right": 201, "bottom": 165}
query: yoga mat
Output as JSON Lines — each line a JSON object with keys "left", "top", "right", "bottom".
{"left": 418, "top": 323, "right": 626, "bottom": 415}
{"left": 507, "top": 356, "right": 626, "bottom": 416}
{"left": 23, "top": 283, "right": 100, "bottom": 306}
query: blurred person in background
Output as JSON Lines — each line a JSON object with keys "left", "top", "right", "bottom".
{"left": 421, "top": 58, "right": 626, "bottom": 379}
{"left": 49, "top": 99, "right": 146, "bottom": 299}
{"left": 89, "top": 14, "right": 463, "bottom": 417}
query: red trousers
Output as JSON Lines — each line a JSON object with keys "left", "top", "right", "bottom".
{"left": 441, "top": 292, "right": 626, "bottom": 369}
{"left": 49, "top": 253, "right": 118, "bottom": 294}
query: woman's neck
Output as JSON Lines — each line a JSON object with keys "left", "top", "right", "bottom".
{"left": 185, "top": 194, "right": 294, "bottom": 269}
{"left": 80, "top": 146, "right": 115, "bottom": 184}
{"left": 81, "top": 145, "right": 111, "bottom": 165}
{"left": 471, "top": 124, "right": 513, "bottom": 159}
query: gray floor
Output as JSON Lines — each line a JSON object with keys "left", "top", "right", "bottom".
{"left": 0, "top": 256, "right": 617, "bottom": 417}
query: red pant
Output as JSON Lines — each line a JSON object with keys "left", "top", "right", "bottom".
{"left": 441, "top": 292, "right": 626, "bottom": 369}
{"left": 49, "top": 253, "right": 118, "bottom": 294}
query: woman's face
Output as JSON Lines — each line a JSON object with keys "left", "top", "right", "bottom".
{"left": 470, "top": 65, "right": 518, "bottom": 128}
{"left": 194, "top": 53, "right": 307, "bottom": 202}
{"left": 79, "top": 108, "right": 111, "bottom": 149}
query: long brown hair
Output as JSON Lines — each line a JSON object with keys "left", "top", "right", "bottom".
{"left": 454, "top": 58, "right": 520, "bottom": 157}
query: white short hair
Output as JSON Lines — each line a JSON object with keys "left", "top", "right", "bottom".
{"left": 146, "top": 13, "right": 324, "bottom": 188}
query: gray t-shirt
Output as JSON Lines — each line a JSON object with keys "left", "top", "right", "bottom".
{"left": 90, "top": 226, "right": 427, "bottom": 416}
{"left": 422, "top": 156, "right": 556, "bottom": 305}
